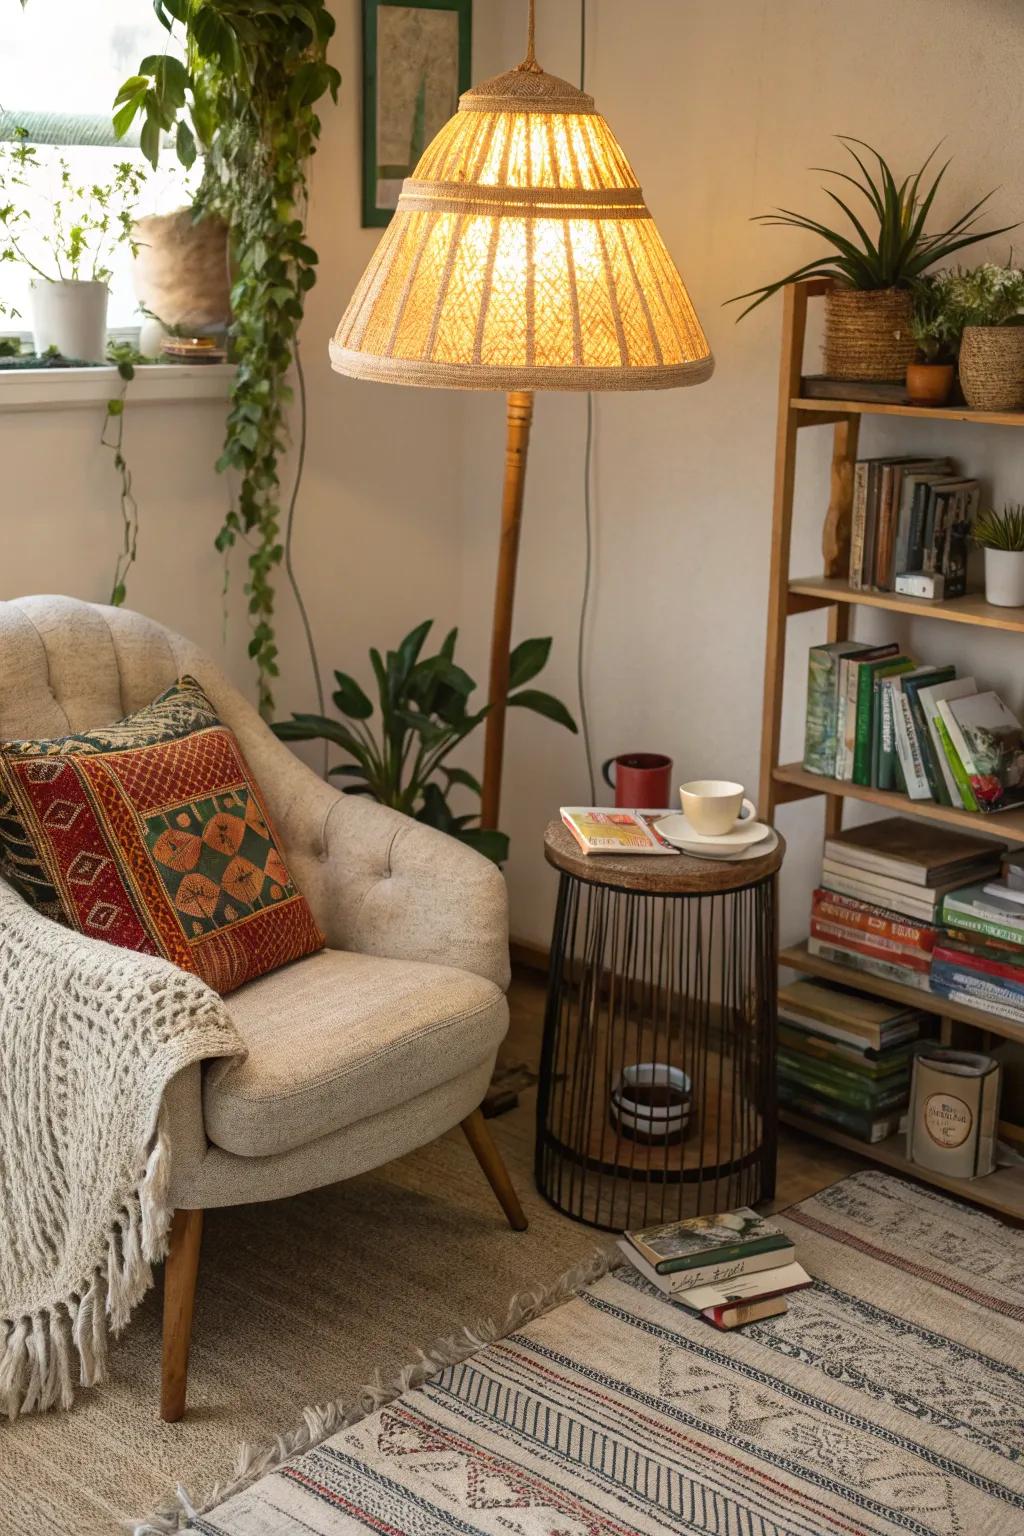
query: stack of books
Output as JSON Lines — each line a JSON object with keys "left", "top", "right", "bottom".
{"left": 809, "top": 818, "right": 1003, "bottom": 988}
{"left": 802, "top": 644, "right": 1024, "bottom": 814}
{"left": 847, "top": 454, "right": 977, "bottom": 594}
{"left": 932, "top": 868, "right": 1024, "bottom": 1024}
{"left": 617, "top": 1208, "right": 811, "bottom": 1330}
{"left": 777, "top": 977, "right": 926, "bottom": 1142}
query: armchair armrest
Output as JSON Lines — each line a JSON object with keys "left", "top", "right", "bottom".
{"left": 315, "top": 793, "right": 510, "bottom": 990}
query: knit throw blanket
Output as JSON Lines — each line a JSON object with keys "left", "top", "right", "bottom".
{"left": 0, "top": 879, "right": 243, "bottom": 1416}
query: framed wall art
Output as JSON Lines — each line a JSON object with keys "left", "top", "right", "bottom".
{"left": 362, "top": 0, "right": 472, "bottom": 228}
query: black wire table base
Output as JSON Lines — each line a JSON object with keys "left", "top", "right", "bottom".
{"left": 535, "top": 868, "right": 778, "bottom": 1232}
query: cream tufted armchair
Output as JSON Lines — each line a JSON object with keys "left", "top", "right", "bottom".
{"left": 0, "top": 596, "right": 525, "bottom": 1421}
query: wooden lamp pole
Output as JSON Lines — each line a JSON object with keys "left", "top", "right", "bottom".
{"left": 479, "top": 389, "right": 535, "bottom": 830}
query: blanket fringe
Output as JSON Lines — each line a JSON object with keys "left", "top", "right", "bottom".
{"left": 1, "top": 1131, "right": 173, "bottom": 1420}
{"left": 131, "top": 1245, "right": 621, "bottom": 1534}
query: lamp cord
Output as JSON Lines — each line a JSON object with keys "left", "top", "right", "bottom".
{"left": 576, "top": 0, "right": 597, "bottom": 802}
{"left": 284, "top": 336, "right": 328, "bottom": 775}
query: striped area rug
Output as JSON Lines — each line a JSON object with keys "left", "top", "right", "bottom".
{"left": 186, "top": 1172, "right": 1024, "bottom": 1535}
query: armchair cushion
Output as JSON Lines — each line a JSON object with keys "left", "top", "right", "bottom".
{"left": 0, "top": 674, "right": 324, "bottom": 994}
{"left": 201, "top": 947, "right": 508, "bottom": 1158}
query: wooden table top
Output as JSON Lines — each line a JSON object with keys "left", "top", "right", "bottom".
{"left": 543, "top": 819, "right": 785, "bottom": 894}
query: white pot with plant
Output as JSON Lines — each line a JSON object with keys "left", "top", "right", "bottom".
{"left": 941, "top": 264, "right": 1024, "bottom": 411}
{"left": 0, "top": 130, "right": 144, "bottom": 364}
{"left": 975, "top": 504, "right": 1024, "bottom": 607}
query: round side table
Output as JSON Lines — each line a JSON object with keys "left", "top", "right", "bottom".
{"left": 535, "top": 821, "right": 785, "bottom": 1232}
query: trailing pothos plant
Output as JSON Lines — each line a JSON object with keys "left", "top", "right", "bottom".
{"left": 114, "top": 1, "right": 341, "bottom": 714}
{"left": 272, "top": 622, "right": 578, "bottom": 864}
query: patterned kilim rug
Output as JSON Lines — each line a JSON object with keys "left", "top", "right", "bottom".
{"left": 145, "top": 1171, "right": 1024, "bottom": 1535}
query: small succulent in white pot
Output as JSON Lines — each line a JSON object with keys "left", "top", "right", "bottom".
{"left": 974, "top": 503, "right": 1024, "bottom": 607}
{"left": 1, "top": 130, "right": 145, "bottom": 363}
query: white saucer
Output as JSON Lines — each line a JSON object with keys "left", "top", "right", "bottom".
{"left": 653, "top": 812, "right": 771, "bottom": 852}
{"left": 680, "top": 831, "right": 779, "bottom": 863}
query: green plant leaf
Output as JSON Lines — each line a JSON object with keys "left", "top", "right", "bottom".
{"left": 331, "top": 670, "right": 374, "bottom": 720}
{"left": 508, "top": 635, "right": 552, "bottom": 688}
{"left": 271, "top": 713, "right": 370, "bottom": 765}
{"left": 442, "top": 765, "right": 482, "bottom": 795}
{"left": 456, "top": 827, "right": 509, "bottom": 865}
{"left": 508, "top": 689, "right": 578, "bottom": 732}
{"left": 176, "top": 121, "right": 197, "bottom": 170}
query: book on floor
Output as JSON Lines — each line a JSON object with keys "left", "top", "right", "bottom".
{"left": 703, "top": 1296, "right": 789, "bottom": 1330}
{"left": 559, "top": 808, "right": 679, "bottom": 855}
{"left": 616, "top": 1244, "right": 811, "bottom": 1306}
{"left": 623, "top": 1207, "right": 793, "bottom": 1277}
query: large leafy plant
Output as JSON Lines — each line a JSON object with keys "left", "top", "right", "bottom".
{"left": 729, "top": 139, "right": 1014, "bottom": 318}
{"left": 114, "top": 1, "right": 341, "bottom": 714}
{"left": 272, "top": 622, "right": 578, "bottom": 864}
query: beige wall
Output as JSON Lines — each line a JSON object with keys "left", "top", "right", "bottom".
{"left": 467, "top": 0, "right": 1024, "bottom": 947}
{"left": 3, "top": 0, "right": 1024, "bottom": 953}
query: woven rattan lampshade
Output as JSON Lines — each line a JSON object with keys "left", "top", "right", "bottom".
{"left": 331, "top": 63, "right": 713, "bottom": 391}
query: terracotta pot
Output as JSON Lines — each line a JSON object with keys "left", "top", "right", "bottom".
{"left": 823, "top": 287, "right": 917, "bottom": 381}
{"left": 132, "top": 207, "right": 231, "bottom": 331}
{"left": 905, "top": 361, "right": 954, "bottom": 407}
{"left": 958, "top": 325, "right": 1024, "bottom": 412}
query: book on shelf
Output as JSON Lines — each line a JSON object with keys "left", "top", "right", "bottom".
{"left": 802, "top": 640, "right": 873, "bottom": 777}
{"left": 836, "top": 645, "right": 899, "bottom": 780}
{"left": 824, "top": 819, "right": 1005, "bottom": 886}
{"left": 937, "top": 692, "right": 1024, "bottom": 813}
{"left": 812, "top": 888, "right": 938, "bottom": 953}
{"left": 780, "top": 1087, "right": 904, "bottom": 1143}
{"left": 846, "top": 454, "right": 975, "bottom": 594}
{"left": 917, "top": 675, "right": 978, "bottom": 807}
{"left": 559, "top": 808, "right": 678, "bottom": 856}
{"left": 807, "top": 936, "right": 933, "bottom": 989}
{"left": 778, "top": 1020, "right": 918, "bottom": 1077}
{"left": 623, "top": 1208, "right": 793, "bottom": 1278}
{"left": 821, "top": 861, "right": 976, "bottom": 922}
{"left": 777, "top": 978, "right": 924, "bottom": 1051}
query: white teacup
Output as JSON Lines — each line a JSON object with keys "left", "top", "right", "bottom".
{"left": 680, "top": 779, "right": 757, "bottom": 838}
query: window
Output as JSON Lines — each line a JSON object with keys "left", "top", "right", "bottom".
{"left": 0, "top": 0, "right": 195, "bottom": 335}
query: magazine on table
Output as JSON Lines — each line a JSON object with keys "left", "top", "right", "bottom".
{"left": 560, "top": 807, "right": 680, "bottom": 855}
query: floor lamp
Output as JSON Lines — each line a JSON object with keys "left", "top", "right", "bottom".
{"left": 331, "top": 6, "right": 713, "bottom": 830}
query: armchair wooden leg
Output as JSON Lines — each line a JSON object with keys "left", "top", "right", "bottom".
{"left": 160, "top": 1207, "right": 203, "bottom": 1422}
{"left": 461, "top": 1108, "right": 528, "bottom": 1231}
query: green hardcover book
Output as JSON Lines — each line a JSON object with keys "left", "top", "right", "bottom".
{"left": 803, "top": 641, "right": 870, "bottom": 777}
{"left": 903, "top": 666, "right": 955, "bottom": 804}
{"left": 934, "top": 714, "right": 979, "bottom": 812}
{"left": 777, "top": 1023, "right": 915, "bottom": 1078}
{"left": 777, "top": 1054, "right": 909, "bottom": 1110}
{"left": 878, "top": 676, "right": 909, "bottom": 792}
{"left": 777, "top": 1088, "right": 902, "bottom": 1143}
{"left": 863, "top": 656, "right": 915, "bottom": 787}
{"left": 940, "top": 896, "right": 1024, "bottom": 949}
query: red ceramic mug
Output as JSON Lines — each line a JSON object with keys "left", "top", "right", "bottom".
{"left": 601, "top": 753, "right": 673, "bottom": 809}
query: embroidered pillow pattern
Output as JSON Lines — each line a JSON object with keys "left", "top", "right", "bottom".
{"left": 0, "top": 677, "right": 324, "bottom": 993}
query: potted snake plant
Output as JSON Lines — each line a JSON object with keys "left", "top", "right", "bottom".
{"left": 728, "top": 139, "right": 1014, "bottom": 382}
{"left": 974, "top": 504, "right": 1024, "bottom": 607}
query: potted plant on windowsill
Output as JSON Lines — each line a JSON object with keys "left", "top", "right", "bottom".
{"left": 0, "top": 129, "right": 145, "bottom": 363}
{"left": 940, "top": 263, "right": 1024, "bottom": 411}
{"left": 907, "top": 274, "right": 957, "bottom": 406}
{"left": 974, "top": 503, "right": 1024, "bottom": 608}
{"left": 728, "top": 139, "right": 1015, "bottom": 382}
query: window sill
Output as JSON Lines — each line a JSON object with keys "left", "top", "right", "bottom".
{"left": 0, "top": 362, "right": 235, "bottom": 413}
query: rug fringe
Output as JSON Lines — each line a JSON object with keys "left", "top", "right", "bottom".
{"left": 1, "top": 1130, "right": 172, "bottom": 1419}
{"left": 131, "top": 1244, "right": 621, "bottom": 1534}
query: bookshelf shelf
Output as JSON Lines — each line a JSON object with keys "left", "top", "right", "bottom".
{"left": 791, "top": 396, "right": 1024, "bottom": 429}
{"left": 788, "top": 575, "right": 1024, "bottom": 635}
{"left": 773, "top": 762, "right": 1024, "bottom": 844}
{"left": 779, "top": 941, "right": 1024, "bottom": 1046}
{"left": 778, "top": 1108, "right": 1024, "bottom": 1221}
{"left": 762, "top": 279, "right": 1024, "bottom": 1216}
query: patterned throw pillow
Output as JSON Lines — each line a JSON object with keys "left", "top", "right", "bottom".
{"left": 0, "top": 676, "right": 324, "bottom": 994}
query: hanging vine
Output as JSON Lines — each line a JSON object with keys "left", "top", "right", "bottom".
{"left": 115, "top": 1, "right": 340, "bottom": 714}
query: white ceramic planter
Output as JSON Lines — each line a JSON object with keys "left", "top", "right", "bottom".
{"left": 30, "top": 279, "right": 109, "bottom": 363}
{"left": 984, "top": 547, "right": 1024, "bottom": 608}
{"left": 610, "top": 1061, "right": 691, "bottom": 1141}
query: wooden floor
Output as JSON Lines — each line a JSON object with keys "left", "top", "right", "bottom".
{"left": 503, "top": 963, "right": 871, "bottom": 1213}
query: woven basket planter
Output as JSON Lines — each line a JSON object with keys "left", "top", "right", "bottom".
{"left": 132, "top": 208, "right": 231, "bottom": 331}
{"left": 823, "top": 287, "right": 916, "bottom": 381}
{"left": 958, "top": 326, "right": 1024, "bottom": 412}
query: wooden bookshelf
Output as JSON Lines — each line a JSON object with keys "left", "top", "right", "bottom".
{"left": 779, "top": 1109, "right": 1024, "bottom": 1222}
{"left": 773, "top": 762, "right": 1024, "bottom": 843}
{"left": 761, "top": 278, "right": 1024, "bottom": 1221}
{"left": 780, "top": 942, "right": 1024, "bottom": 1047}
